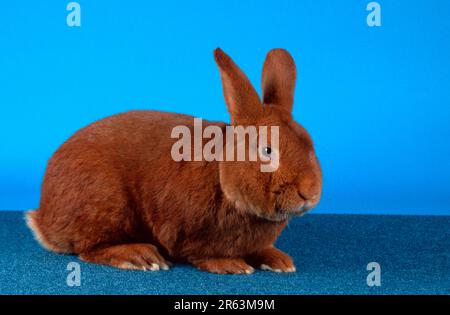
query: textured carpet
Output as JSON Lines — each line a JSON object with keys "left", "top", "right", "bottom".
{"left": 0, "top": 211, "right": 448, "bottom": 295}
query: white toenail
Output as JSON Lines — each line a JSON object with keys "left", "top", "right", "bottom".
{"left": 260, "top": 264, "right": 273, "bottom": 271}
{"left": 150, "top": 263, "right": 160, "bottom": 271}
{"left": 161, "top": 264, "right": 169, "bottom": 270}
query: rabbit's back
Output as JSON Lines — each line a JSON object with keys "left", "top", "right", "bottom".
{"left": 29, "top": 110, "right": 224, "bottom": 254}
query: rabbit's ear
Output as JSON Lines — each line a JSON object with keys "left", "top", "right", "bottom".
{"left": 214, "top": 48, "right": 262, "bottom": 124}
{"left": 261, "top": 49, "right": 296, "bottom": 113}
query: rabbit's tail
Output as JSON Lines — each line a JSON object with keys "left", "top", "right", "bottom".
{"left": 25, "top": 209, "right": 62, "bottom": 253}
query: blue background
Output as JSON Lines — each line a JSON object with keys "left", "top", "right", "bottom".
{"left": 0, "top": 1, "right": 449, "bottom": 214}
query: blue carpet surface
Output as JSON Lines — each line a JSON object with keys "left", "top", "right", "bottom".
{"left": 0, "top": 211, "right": 448, "bottom": 295}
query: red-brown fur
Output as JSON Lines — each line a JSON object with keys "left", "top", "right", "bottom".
{"left": 26, "top": 48, "right": 322, "bottom": 274}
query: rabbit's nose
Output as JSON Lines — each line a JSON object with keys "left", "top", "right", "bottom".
{"left": 297, "top": 171, "right": 322, "bottom": 203}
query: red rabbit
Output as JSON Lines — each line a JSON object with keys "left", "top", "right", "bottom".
{"left": 26, "top": 48, "right": 322, "bottom": 274}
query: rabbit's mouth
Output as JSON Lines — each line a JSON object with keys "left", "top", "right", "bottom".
{"left": 287, "top": 207, "right": 310, "bottom": 217}
{"left": 256, "top": 212, "right": 290, "bottom": 222}
{"left": 273, "top": 204, "right": 312, "bottom": 220}
{"left": 256, "top": 207, "right": 308, "bottom": 222}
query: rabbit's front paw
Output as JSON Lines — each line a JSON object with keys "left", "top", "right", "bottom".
{"left": 247, "top": 247, "right": 296, "bottom": 273}
{"left": 193, "top": 258, "right": 254, "bottom": 274}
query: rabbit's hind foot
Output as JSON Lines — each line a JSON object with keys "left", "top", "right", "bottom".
{"left": 79, "top": 243, "right": 171, "bottom": 271}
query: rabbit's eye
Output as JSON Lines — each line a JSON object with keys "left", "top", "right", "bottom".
{"left": 262, "top": 146, "right": 272, "bottom": 157}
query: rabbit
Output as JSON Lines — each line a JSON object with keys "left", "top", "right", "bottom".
{"left": 26, "top": 48, "right": 322, "bottom": 274}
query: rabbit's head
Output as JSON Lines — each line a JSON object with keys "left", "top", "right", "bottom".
{"left": 215, "top": 48, "right": 322, "bottom": 222}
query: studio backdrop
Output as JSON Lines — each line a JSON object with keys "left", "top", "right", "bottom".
{"left": 0, "top": 0, "right": 449, "bottom": 214}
